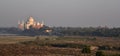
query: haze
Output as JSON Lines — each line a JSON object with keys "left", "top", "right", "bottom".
{"left": 0, "top": 0, "right": 120, "bottom": 27}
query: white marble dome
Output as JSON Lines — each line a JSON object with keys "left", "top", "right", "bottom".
{"left": 28, "top": 16, "right": 34, "bottom": 22}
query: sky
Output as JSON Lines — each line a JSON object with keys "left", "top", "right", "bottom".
{"left": 0, "top": 0, "right": 120, "bottom": 27}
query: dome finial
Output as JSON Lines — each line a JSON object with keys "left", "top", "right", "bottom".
{"left": 28, "top": 16, "right": 34, "bottom": 22}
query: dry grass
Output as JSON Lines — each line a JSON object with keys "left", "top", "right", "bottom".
{"left": 0, "top": 36, "right": 120, "bottom": 56}
{"left": 0, "top": 36, "right": 35, "bottom": 44}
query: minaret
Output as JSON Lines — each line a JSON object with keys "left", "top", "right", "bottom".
{"left": 22, "top": 21, "right": 24, "bottom": 25}
{"left": 18, "top": 20, "right": 21, "bottom": 29}
{"left": 41, "top": 20, "right": 44, "bottom": 27}
{"left": 42, "top": 20, "right": 44, "bottom": 24}
{"left": 18, "top": 20, "right": 24, "bottom": 30}
{"left": 18, "top": 20, "right": 20, "bottom": 24}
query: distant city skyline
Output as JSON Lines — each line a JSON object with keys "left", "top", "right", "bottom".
{"left": 0, "top": 0, "right": 120, "bottom": 27}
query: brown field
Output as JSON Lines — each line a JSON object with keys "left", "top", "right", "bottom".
{"left": 0, "top": 36, "right": 120, "bottom": 56}
{"left": 0, "top": 36, "right": 35, "bottom": 44}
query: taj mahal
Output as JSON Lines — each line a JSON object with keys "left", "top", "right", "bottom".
{"left": 18, "top": 16, "right": 44, "bottom": 30}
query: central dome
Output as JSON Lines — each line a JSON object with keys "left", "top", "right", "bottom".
{"left": 28, "top": 16, "right": 34, "bottom": 22}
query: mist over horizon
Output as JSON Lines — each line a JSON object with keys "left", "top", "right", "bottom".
{"left": 0, "top": 0, "right": 120, "bottom": 28}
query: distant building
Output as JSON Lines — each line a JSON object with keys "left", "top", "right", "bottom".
{"left": 18, "top": 16, "right": 44, "bottom": 30}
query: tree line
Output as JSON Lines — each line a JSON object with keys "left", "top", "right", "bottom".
{"left": 0, "top": 27, "right": 120, "bottom": 37}
{"left": 53, "top": 27, "right": 120, "bottom": 37}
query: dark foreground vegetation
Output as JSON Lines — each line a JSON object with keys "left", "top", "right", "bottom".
{"left": 53, "top": 27, "right": 120, "bottom": 37}
{"left": 0, "top": 27, "right": 120, "bottom": 37}
{"left": 0, "top": 36, "right": 120, "bottom": 56}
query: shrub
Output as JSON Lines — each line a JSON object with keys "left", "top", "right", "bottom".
{"left": 81, "top": 46, "right": 91, "bottom": 53}
{"left": 96, "top": 51, "right": 105, "bottom": 56}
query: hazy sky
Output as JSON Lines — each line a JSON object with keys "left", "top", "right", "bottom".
{"left": 0, "top": 0, "right": 120, "bottom": 27}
